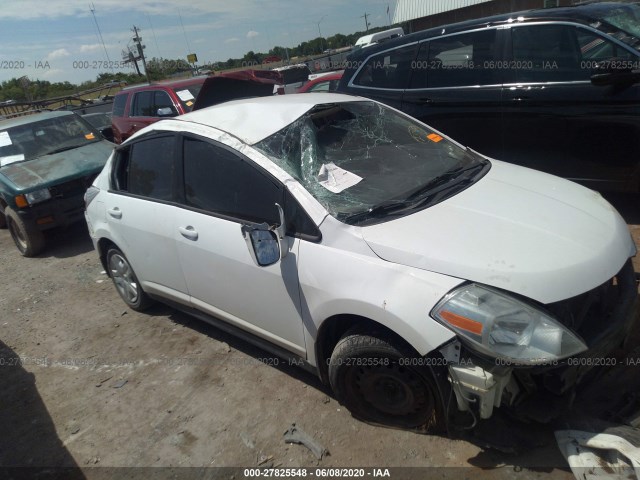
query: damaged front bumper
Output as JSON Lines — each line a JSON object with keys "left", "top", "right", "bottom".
{"left": 440, "top": 259, "right": 639, "bottom": 424}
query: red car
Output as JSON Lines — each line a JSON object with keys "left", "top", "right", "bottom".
{"left": 297, "top": 71, "right": 344, "bottom": 93}
{"left": 111, "top": 70, "right": 282, "bottom": 144}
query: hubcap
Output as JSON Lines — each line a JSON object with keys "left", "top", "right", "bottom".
{"left": 109, "top": 253, "right": 139, "bottom": 304}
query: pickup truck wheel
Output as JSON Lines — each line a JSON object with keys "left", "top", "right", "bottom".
{"left": 106, "top": 248, "right": 153, "bottom": 311}
{"left": 0, "top": 210, "right": 6, "bottom": 229}
{"left": 5, "top": 208, "right": 45, "bottom": 257}
{"left": 329, "top": 332, "right": 444, "bottom": 432}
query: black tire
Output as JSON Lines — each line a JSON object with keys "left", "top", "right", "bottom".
{"left": 106, "top": 247, "right": 153, "bottom": 311}
{"left": 5, "top": 207, "right": 45, "bottom": 257}
{"left": 0, "top": 209, "right": 6, "bottom": 229}
{"left": 329, "top": 331, "right": 444, "bottom": 432}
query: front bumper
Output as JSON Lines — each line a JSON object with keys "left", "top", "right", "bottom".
{"left": 445, "top": 259, "right": 639, "bottom": 423}
{"left": 15, "top": 173, "right": 99, "bottom": 232}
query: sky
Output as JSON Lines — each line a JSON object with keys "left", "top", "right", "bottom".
{"left": 0, "top": 0, "right": 396, "bottom": 84}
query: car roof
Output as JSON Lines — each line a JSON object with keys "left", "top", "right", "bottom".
{"left": 118, "top": 76, "right": 208, "bottom": 94}
{"left": 169, "top": 92, "right": 363, "bottom": 145}
{"left": 347, "top": 2, "right": 635, "bottom": 60}
{"left": 0, "top": 110, "right": 73, "bottom": 129}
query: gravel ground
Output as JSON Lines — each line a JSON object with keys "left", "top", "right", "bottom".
{"left": 1, "top": 192, "right": 638, "bottom": 480}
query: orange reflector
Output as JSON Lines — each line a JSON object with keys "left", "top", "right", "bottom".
{"left": 427, "top": 133, "right": 443, "bottom": 143}
{"left": 85, "top": 133, "right": 95, "bottom": 140}
{"left": 440, "top": 310, "right": 483, "bottom": 335}
{"left": 36, "top": 216, "right": 54, "bottom": 225}
{"left": 15, "top": 195, "right": 28, "bottom": 208}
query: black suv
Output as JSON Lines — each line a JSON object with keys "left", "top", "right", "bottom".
{"left": 338, "top": 2, "right": 640, "bottom": 192}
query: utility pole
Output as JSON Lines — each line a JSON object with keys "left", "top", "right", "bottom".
{"left": 361, "top": 12, "right": 370, "bottom": 32}
{"left": 132, "top": 26, "right": 151, "bottom": 83}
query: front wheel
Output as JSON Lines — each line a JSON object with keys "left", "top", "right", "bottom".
{"left": 5, "top": 208, "right": 45, "bottom": 256}
{"left": 329, "top": 331, "right": 444, "bottom": 432}
{"left": 106, "top": 248, "right": 153, "bottom": 311}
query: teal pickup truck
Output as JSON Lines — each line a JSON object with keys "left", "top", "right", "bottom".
{"left": 0, "top": 111, "right": 113, "bottom": 256}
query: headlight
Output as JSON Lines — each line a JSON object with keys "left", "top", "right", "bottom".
{"left": 24, "top": 188, "right": 52, "bottom": 205}
{"left": 432, "top": 284, "right": 587, "bottom": 365}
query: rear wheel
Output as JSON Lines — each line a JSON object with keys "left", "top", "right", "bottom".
{"left": 329, "top": 330, "right": 444, "bottom": 432}
{"left": 5, "top": 208, "right": 45, "bottom": 257}
{"left": 0, "top": 209, "right": 6, "bottom": 229}
{"left": 106, "top": 248, "right": 153, "bottom": 311}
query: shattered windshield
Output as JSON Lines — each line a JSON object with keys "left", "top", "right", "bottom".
{"left": 0, "top": 114, "right": 101, "bottom": 167}
{"left": 255, "top": 101, "right": 488, "bottom": 226}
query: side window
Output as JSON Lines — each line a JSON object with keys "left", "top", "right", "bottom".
{"left": 154, "top": 90, "right": 177, "bottom": 114}
{"left": 353, "top": 44, "right": 417, "bottom": 89}
{"left": 183, "top": 137, "right": 281, "bottom": 224}
{"left": 284, "top": 190, "right": 320, "bottom": 240}
{"left": 510, "top": 25, "right": 619, "bottom": 82}
{"left": 125, "top": 136, "right": 176, "bottom": 200}
{"left": 112, "top": 94, "right": 127, "bottom": 117}
{"left": 131, "top": 91, "right": 154, "bottom": 116}
{"left": 309, "top": 81, "right": 330, "bottom": 92}
{"left": 410, "top": 30, "right": 498, "bottom": 89}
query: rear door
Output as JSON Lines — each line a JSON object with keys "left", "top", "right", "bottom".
{"left": 501, "top": 22, "right": 640, "bottom": 190}
{"left": 105, "top": 133, "right": 189, "bottom": 303}
{"left": 401, "top": 27, "right": 505, "bottom": 157}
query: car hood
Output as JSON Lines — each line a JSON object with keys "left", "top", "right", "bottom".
{"left": 361, "top": 160, "right": 635, "bottom": 304}
{"left": 0, "top": 140, "right": 112, "bottom": 192}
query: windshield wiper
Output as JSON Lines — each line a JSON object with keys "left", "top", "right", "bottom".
{"left": 404, "top": 163, "right": 486, "bottom": 203}
{"left": 342, "top": 162, "right": 487, "bottom": 226}
{"left": 45, "top": 144, "right": 87, "bottom": 155}
{"left": 342, "top": 199, "right": 416, "bottom": 225}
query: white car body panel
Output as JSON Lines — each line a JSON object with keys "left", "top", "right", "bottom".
{"left": 174, "top": 209, "right": 306, "bottom": 356}
{"left": 301, "top": 215, "right": 461, "bottom": 364}
{"left": 362, "top": 160, "right": 635, "bottom": 304}
{"left": 85, "top": 93, "right": 636, "bottom": 373}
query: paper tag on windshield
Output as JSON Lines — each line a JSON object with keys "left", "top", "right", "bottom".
{"left": 0, "top": 131, "right": 12, "bottom": 147}
{"left": 317, "top": 162, "right": 362, "bottom": 193}
{"left": 176, "top": 89, "right": 195, "bottom": 101}
{"left": 0, "top": 154, "right": 25, "bottom": 167}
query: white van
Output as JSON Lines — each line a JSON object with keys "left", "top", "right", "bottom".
{"left": 354, "top": 27, "right": 404, "bottom": 49}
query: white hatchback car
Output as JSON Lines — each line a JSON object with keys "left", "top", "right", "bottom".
{"left": 85, "top": 93, "right": 638, "bottom": 431}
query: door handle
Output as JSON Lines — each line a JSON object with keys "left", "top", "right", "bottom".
{"left": 107, "top": 208, "right": 122, "bottom": 219}
{"left": 178, "top": 226, "right": 198, "bottom": 241}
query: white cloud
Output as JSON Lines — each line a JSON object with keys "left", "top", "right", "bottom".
{"left": 246, "top": 30, "right": 259, "bottom": 39}
{"left": 224, "top": 37, "right": 239, "bottom": 44}
{"left": 46, "top": 48, "right": 70, "bottom": 60}
{"left": 41, "top": 68, "right": 66, "bottom": 80}
{"left": 79, "top": 44, "right": 103, "bottom": 53}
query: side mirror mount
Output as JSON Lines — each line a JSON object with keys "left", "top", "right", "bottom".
{"left": 274, "top": 202, "right": 288, "bottom": 259}
{"left": 242, "top": 223, "right": 280, "bottom": 267}
{"left": 590, "top": 59, "right": 640, "bottom": 86}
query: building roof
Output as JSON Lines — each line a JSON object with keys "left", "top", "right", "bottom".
{"left": 393, "top": 0, "right": 493, "bottom": 23}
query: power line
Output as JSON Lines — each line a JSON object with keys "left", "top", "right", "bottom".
{"left": 89, "top": 3, "right": 112, "bottom": 68}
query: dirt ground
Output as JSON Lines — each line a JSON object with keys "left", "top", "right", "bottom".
{"left": 1, "top": 192, "right": 639, "bottom": 480}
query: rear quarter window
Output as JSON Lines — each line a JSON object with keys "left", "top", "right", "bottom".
{"left": 112, "top": 93, "right": 127, "bottom": 117}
